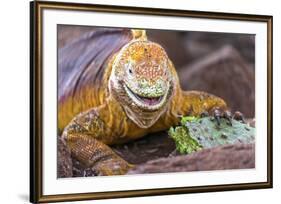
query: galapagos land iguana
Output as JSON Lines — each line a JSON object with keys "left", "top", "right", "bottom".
{"left": 59, "top": 29, "right": 235, "bottom": 176}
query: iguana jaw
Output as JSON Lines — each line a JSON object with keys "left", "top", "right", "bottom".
{"left": 124, "top": 83, "right": 167, "bottom": 110}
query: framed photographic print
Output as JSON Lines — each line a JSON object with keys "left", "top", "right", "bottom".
{"left": 30, "top": 0, "right": 273, "bottom": 203}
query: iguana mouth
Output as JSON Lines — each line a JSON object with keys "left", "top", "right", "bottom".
{"left": 124, "top": 83, "right": 166, "bottom": 109}
{"left": 134, "top": 92, "right": 163, "bottom": 106}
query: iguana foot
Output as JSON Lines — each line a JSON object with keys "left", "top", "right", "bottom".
{"left": 62, "top": 104, "right": 135, "bottom": 176}
{"left": 206, "top": 108, "right": 245, "bottom": 126}
{"left": 207, "top": 107, "right": 232, "bottom": 126}
{"left": 92, "top": 159, "right": 134, "bottom": 176}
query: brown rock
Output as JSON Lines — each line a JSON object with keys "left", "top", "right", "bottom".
{"left": 147, "top": 30, "right": 190, "bottom": 68}
{"left": 128, "top": 143, "right": 255, "bottom": 174}
{"left": 112, "top": 131, "right": 176, "bottom": 164}
{"left": 178, "top": 45, "right": 255, "bottom": 118}
{"left": 58, "top": 25, "right": 95, "bottom": 49}
{"left": 57, "top": 136, "right": 73, "bottom": 178}
{"left": 183, "top": 32, "right": 255, "bottom": 64}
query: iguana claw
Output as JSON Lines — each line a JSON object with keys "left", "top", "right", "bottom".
{"left": 209, "top": 108, "right": 232, "bottom": 126}
{"left": 233, "top": 111, "right": 246, "bottom": 123}
{"left": 200, "top": 111, "right": 209, "bottom": 118}
{"left": 209, "top": 108, "right": 245, "bottom": 126}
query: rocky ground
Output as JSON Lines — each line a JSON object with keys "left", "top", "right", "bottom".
{"left": 58, "top": 119, "right": 255, "bottom": 178}
{"left": 128, "top": 143, "right": 255, "bottom": 174}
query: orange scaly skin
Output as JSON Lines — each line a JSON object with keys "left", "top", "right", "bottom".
{"left": 60, "top": 30, "right": 227, "bottom": 176}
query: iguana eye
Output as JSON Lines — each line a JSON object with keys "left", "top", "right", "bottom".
{"left": 126, "top": 63, "right": 134, "bottom": 75}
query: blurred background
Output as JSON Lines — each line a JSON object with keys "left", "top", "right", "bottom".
{"left": 58, "top": 25, "right": 255, "bottom": 118}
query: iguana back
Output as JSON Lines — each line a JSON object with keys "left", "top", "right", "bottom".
{"left": 58, "top": 28, "right": 133, "bottom": 131}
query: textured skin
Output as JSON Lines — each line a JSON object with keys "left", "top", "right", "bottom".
{"left": 59, "top": 29, "right": 227, "bottom": 176}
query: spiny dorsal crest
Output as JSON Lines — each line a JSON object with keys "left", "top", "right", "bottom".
{"left": 131, "top": 29, "right": 147, "bottom": 41}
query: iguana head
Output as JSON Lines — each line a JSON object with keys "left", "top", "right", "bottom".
{"left": 109, "top": 30, "right": 176, "bottom": 128}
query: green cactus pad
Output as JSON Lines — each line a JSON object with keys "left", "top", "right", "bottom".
{"left": 168, "top": 116, "right": 255, "bottom": 154}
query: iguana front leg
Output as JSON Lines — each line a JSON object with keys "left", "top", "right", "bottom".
{"left": 61, "top": 103, "right": 131, "bottom": 176}
{"left": 178, "top": 90, "right": 228, "bottom": 118}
